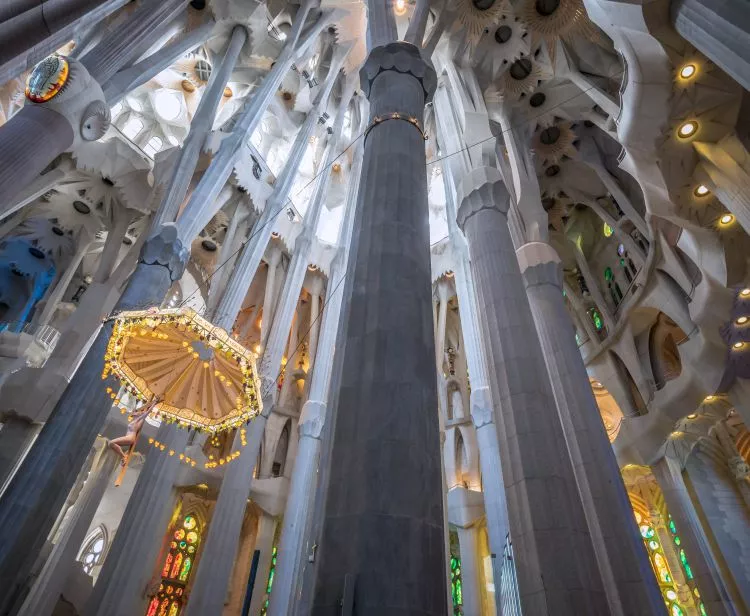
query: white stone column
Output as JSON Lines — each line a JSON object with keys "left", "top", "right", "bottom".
{"left": 36, "top": 237, "right": 93, "bottom": 327}
{"left": 457, "top": 525, "right": 483, "bottom": 616}
{"left": 304, "top": 275, "right": 324, "bottom": 384}
{"left": 93, "top": 211, "right": 133, "bottom": 283}
{"left": 435, "top": 280, "right": 450, "bottom": 371}
{"left": 152, "top": 25, "right": 248, "bottom": 228}
{"left": 266, "top": 128, "right": 365, "bottom": 616}
{"left": 261, "top": 248, "right": 282, "bottom": 348}
{"left": 84, "top": 423, "right": 188, "bottom": 616}
{"left": 207, "top": 199, "right": 250, "bottom": 313}
{"left": 573, "top": 241, "right": 615, "bottom": 331}
{"left": 248, "top": 513, "right": 278, "bottom": 615}
{"left": 0, "top": 416, "right": 38, "bottom": 496}
{"left": 652, "top": 456, "right": 738, "bottom": 616}
{"left": 18, "top": 439, "right": 118, "bottom": 616}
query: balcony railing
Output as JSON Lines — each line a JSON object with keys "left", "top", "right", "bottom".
{"left": 0, "top": 321, "right": 61, "bottom": 356}
{"left": 499, "top": 534, "right": 523, "bottom": 616}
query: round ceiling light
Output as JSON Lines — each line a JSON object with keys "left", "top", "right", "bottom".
{"left": 495, "top": 25, "right": 512, "bottom": 44}
{"left": 694, "top": 184, "right": 710, "bottom": 197}
{"left": 223, "top": 86, "right": 233, "bottom": 98}
{"left": 181, "top": 79, "right": 195, "bottom": 93}
{"left": 733, "top": 341, "right": 745, "bottom": 349}
{"left": 154, "top": 90, "right": 182, "bottom": 122}
{"left": 510, "top": 58, "right": 533, "bottom": 81}
{"left": 73, "top": 200, "right": 91, "bottom": 214}
{"left": 741, "top": 288, "right": 750, "bottom": 297}
{"left": 679, "top": 64, "right": 696, "bottom": 80}
{"left": 530, "top": 92, "right": 546, "bottom": 108}
{"left": 536, "top": 0, "right": 560, "bottom": 16}
{"left": 201, "top": 239, "right": 217, "bottom": 252}
{"left": 719, "top": 213, "right": 734, "bottom": 226}
{"left": 394, "top": 0, "right": 407, "bottom": 15}
{"left": 737, "top": 316, "right": 749, "bottom": 325}
{"left": 677, "top": 121, "right": 698, "bottom": 139}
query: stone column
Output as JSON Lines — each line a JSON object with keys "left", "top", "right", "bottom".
{"left": 0, "top": 416, "right": 38, "bottom": 494}
{"left": 207, "top": 200, "right": 250, "bottom": 314}
{"left": 435, "top": 280, "right": 450, "bottom": 370}
{"left": 261, "top": 248, "right": 282, "bottom": 347}
{"left": 0, "top": 224, "right": 188, "bottom": 612}
{"left": 714, "top": 422, "right": 750, "bottom": 509}
{"left": 248, "top": 513, "right": 278, "bottom": 616}
{"left": 312, "top": 41, "right": 446, "bottom": 614}
{"left": 18, "top": 439, "right": 118, "bottom": 616}
{"left": 456, "top": 526, "right": 483, "bottom": 616}
{"left": 93, "top": 211, "right": 133, "bottom": 283}
{"left": 305, "top": 275, "right": 324, "bottom": 383}
{"left": 84, "top": 423, "right": 188, "bottom": 616}
{"left": 267, "top": 132, "right": 365, "bottom": 616}
{"left": 652, "top": 456, "right": 737, "bottom": 616}
{"left": 671, "top": 0, "right": 750, "bottom": 91}
{"left": 517, "top": 241, "right": 664, "bottom": 615}
{"left": 36, "top": 238, "right": 93, "bottom": 326}
{"left": 573, "top": 242, "right": 615, "bottom": 331}
{"left": 152, "top": 25, "right": 248, "bottom": 227}
{"left": 456, "top": 166, "right": 609, "bottom": 615}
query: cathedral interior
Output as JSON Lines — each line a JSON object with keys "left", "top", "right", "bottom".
{"left": 0, "top": 0, "right": 749, "bottom": 615}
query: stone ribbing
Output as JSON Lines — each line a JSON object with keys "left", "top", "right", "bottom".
{"left": 85, "top": 423, "right": 189, "bottom": 616}
{"left": 311, "top": 42, "right": 446, "bottom": 616}
{"left": 457, "top": 167, "right": 609, "bottom": 615}
{"left": 0, "top": 225, "right": 188, "bottom": 612}
{"left": 518, "top": 241, "right": 664, "bottom": 615}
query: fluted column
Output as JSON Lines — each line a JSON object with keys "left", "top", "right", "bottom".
{"left": 0, "top": 224, "right": 189, "bottom": 611}
{"left": 18, "top": 439, "right": 118, "bottom": 616}
{"left": 456, "top": 166, "right": 609, "bottom": 615}
{"left": 261, "top": 248, "right": 282, "bottom": 347}
{"left": 312, "top": 40, "right": 446, "bottom": 614}
{"left": 207, "top": 200, "right": 250, "bottom": 313}
{"left": 85, "top": 423, "right": 188, "bottom": 616}
{"left": 517, "top": 241, "right": 664, "bottom": 615}
{"left": 152, "top": 25, "right": 248, "bottom": 227}
{"left": 305, "top": 275, "right": 324, "bottom": 382}
{"left": 671, "top": 0, "right": 750, "bottom": 91}
{"left": 652, "top": 456, "right": 739, "bottom": 615}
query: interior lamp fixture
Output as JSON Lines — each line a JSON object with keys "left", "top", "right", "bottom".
{"left": 694, "top": 184, "right": 710, "bottom": 197}
{"left": 719, "top": 213, "right": 734, "bottom": 226}
{"left": 733, "top": 341, "right": 745, "bottom": 349}
{"left": 678, "top": 121, "right": 698, "bottom": 139}
{"left": 741, "top": 288, "right": 750, "bottom": 298}
{"left": 687, "top": 413, "right": 697, "bottom": 419}
{"left": 704, "top": 395, "right": 714, "bottom": 402}
{"left": 737, "top": 316, "right": 749, "bottom": 325}
{"left": 394, "top": 0, "right": 407, "bottom": 15}
{"left": 679, "top": 64, "right": 696, "bottom": 80}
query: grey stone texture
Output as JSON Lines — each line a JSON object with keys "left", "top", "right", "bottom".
{"left": 519, "top": 242, "right": 664, "bottom": 615}
{"left": 311, "top": 42, "right": 447, "bottom": 616}
{"left": 672, "top": 0, "right": 750, "bottom": 91}
{"left": 0, "top": 416, "right": 38, "bottom": 492}
{"left": 0, "top": 225, "right": 188, "bottom": 612}
{"left": 684, "top": 445, "right": 750, "bottom": 610}
{"left": 457, "top": 168, "right": 609, "bottom": 615}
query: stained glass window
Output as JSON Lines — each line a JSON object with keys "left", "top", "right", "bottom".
{"left": 79, "top": 526, "right": 107, "bottom": 575}
{"left": 603, "top": 222, "right": 614, "bottom": 238}
{"left": 260, "top": 546, "right": 278, "bottom": 615}
{"left": 590, "top": 308, "right": 604, "bottom": 332}
{"left": 145, "top": 514, "right": 201, "bottom": 616}
{"left": 451, "top": 555, "right": 463, "bottom": 615}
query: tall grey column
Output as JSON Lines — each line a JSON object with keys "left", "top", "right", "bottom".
{"left": 84, "top": 423, "right": 188, "bottom": 616}
{"left": 0, "top": 224, "right": 189, "bottom": 612}
{"left": 517, "top": 241, "right": 664, "bottom": 615}
{"left": 456, "top": 166, "right": 609, "bottom": 615}
{"left": 0, "top": 416, "right": 38, "bottom": 495}
{"left": 652, "top": 456, "right": 738, "bottom": 616}
{"left": 268, "top": 130, "right": 365, "bottom": 616}
{"left": 18, "top": 440, "right": 118, "bottom": 616}
{"left": 312, "top": 41, "right": 446, "bottom": 615}
{"left": 671, "top": 0, "right": 750, "bottom": 91}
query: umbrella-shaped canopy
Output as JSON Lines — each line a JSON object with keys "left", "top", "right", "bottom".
{"left": 104, "top": 307, "right": 262, "bottom": 433}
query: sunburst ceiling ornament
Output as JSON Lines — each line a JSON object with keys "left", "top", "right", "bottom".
{"left": 532, "top": 120, "right": 578, "bottom": 165}
{"left": 498, "top": 57, "right": 551, "bottom": 99}
{"left": 455, "top": 0, "right": 510, "bottom": 46}
{"left": 103, "top": 308, "right": 262, "bottom": 433}
{"left": 518, "top": 0, "right": 601, "bottom": 60}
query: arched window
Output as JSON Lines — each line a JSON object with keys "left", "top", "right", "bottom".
{"left": 122, "top": 117, "right": 144, "bottom": 140}
{"left": 145, "top": 513, "right": 202, "bottom": 616}
{"left": 144, "top": 135, "right": 163, "bottom": 158}
{"left": 79, "top": 525, "right": 107, "bottom": 575}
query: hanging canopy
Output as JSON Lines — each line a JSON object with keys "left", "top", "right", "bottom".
{"left": 104, "top": 307, "right": 262, "bottom": 433}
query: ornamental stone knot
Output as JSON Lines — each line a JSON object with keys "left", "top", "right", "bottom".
{"left": 140, "top": 223, "right": 190, "bottom": 282}
{"left": 360, "top": 42, "right": 437, "bottom": 102}
{"left": 728, "top": 455, "right": 750, "bottom": 481}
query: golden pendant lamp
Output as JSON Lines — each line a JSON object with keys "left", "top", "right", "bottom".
{"left": 104, "top": 308, "right": 262, "bottom": 433}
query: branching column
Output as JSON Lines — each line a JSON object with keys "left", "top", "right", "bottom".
{"left": 456, "top": 166, "right": 609, "bottom": 615}
{"left": 0, "top": 224, "right": 189, "bottom": 611}
{"left": 312, "top": 41, "right": 446, "bottom": 614}
{"left": 517, "top": 241, "right": 664, "bottom": 615}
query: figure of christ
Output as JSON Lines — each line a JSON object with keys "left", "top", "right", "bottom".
{"left": 108, "top": 394, "right": 161, "bottom": 464}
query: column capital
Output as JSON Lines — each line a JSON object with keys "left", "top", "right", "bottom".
{"left": 299, "top": 399, "right": 326, "bottom": 439}
{"left": 469, "top": 386, "right": 494, "bottom": 429}
{"left": 25, "top": 55, "right": 110, "bottom": 148}
{"left": 516, "top": 241, "right": 563, "bottom": 289}
{"left": 456, "top": 166, "right": 510, "bottom": 231}
{"left": 142, "top": 223, "right": 189, "bottom": 282}
{"left": 360, "top": 42, "right": 437, "bottom": 102}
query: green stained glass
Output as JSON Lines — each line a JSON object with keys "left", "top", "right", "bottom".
{"left": 590, "top": 309, "right": 603, "bottom": 331}
{"left": 260, "top": 547, "right": 278, "bottom": 616}
{"left": 450, "top": 556, "right": 463, "bottom": 615}
{"left": 679, "top": 549, "right": 694, "bottom": 580}
{"left": 700, "top": 603, "right": 707, "bottom": 616}
{"left": 671, "top": 604, "right": 685, "bottom": 616}
{"left": 604, "top": 267, "right": 614, "bottom": 281}
{"left": 668, "top": 518, "right": 677, "bottom": 534}
{"left": 674, "top": 535, "right": 681, "bottom": 546}
{"left": 178, "top": 557, "right": 191, "bottom": 582}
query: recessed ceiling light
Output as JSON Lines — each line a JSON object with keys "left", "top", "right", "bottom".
{"left": 679, "top": 64, "right": 696, "bottom": 80}
{"left": 737, "top": 316, "right": 749, "bottom": 325}
{"left": 733, "top": 341, "right": 745, "bottom": 349}
{"left": 394, "top": 0, "right": 407, "bottom": 15}
{"left": 741, "top": 289, "right": 750, "bottom": 297}
{"left": 678, "top": 121, "right": 698, "bottom": 138}
{"left": 704, "top": 395, "right": 714, "bottom": 401}
{"left": 719, "top": 214, "right": 734, "bottom": 226}
{"left": 694, "top": 184, "right": 710, "bottom": 197}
